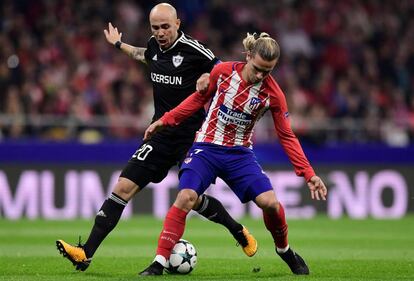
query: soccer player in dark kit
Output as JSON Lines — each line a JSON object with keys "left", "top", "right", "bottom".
{"left": 141, "top": 32, "right": 328, "bottom": 276}
{"left": 56, "top": 3, "right": 257, "bottom": 272}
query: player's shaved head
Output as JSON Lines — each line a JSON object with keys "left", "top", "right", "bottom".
{"left": 150, "top": 3, "right": 178, "bottom": 21}
{"left": 149, "top": 3, "right": 181, "bottom": 49}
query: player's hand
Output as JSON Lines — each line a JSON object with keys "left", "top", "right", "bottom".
{"left": 104, "top": 22, "right": 122, "bottom": 45}
{"left": 307, "top": 176, "right": 327, "bottom": 201}
{"left": 196, "top": 73, "right": 210, "bottom": 93}
{"left": 143, "top": 119, "right": 165, "bottom": 141}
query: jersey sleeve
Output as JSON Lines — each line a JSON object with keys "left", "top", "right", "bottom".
{"left": 161, "top": 64, "right": 221, "bottom": 126}
{"left": 143, "top": 37, "right": 154, "bottom": 62}
{"left": 200, "top": 57, "right": 220, "bottom": 73}
{"left": 192, "top": 39, "right": 220, "bottom": 73}
{"left": 269, "top": 82, "right": 315, "bottom": 182}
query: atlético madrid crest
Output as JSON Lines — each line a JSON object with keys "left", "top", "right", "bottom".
{"left": 249, "top": 97, "right": 262, "bottom": 110}
{"left": 172, "top": 54, "right": 184, "bottom": 67}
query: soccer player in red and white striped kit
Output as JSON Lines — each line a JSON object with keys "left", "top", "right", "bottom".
{"left": 141, "top": 32, "right": 328, "bottom": 276}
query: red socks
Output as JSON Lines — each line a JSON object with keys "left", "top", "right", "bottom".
{"left": 156, "top": 205, "right": 188, "bottom": 259}
{"left": 263, "top": 203, "right": 289, "bottom": 249}
{"left": 156, "top": 203, "right": 288, "bottom": 259}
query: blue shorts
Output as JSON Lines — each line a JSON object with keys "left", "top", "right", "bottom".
{"left": 179, "top": 142, "right": 273, "bottom": 203}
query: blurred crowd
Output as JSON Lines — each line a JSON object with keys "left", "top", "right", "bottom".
{"left": 1, "top": 0, "right": 414, "bottom": 146}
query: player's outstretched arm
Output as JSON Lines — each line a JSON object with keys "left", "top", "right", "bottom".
{"left": 307, "top": 176, "right": 327, "bottom": 201}
{"left": 143, "top": 89, "right": 211, "bottom": 141}
{"left": 143, "top": 119, "right": 165, "bottom": 141}
{"left": 103, "top": 22, "right": 147, "bottom": 63}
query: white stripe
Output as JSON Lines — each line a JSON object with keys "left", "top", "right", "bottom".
{"left": 240, "top": 89, "right": 269, "bottom": 147}
{"left": 196, "top": 98, "right": 214, "bottom": 142}
{"left": 110, "top": 194, "right": 127, "bottom": 206}
{"left": 198, "top": 70, "right": 269, "bottom": 146}
{"left": 248, "top": 94, "right": 270, "bottom": 147}
{"left": 181, "top": 36, "right": 215, "bottom": 58}
{"left": 202, "top": 71, "right": 252, "bottom": 145}
{"left": 234, "top": 83, "right": 262, "bottom": 146}
{"left": 240, "top": 83, "right": 267, "bottom": 146}
{"left": 179, "top": 36, "right": 215, "bottom": 60}
{"left": 214, "top": 71, "right": 241, "bottom": 145}
{"left": 195, "top": 75, "right": 224, "bottom": 142}
{"left": 196, "top": 73, "right": 224, "bottom": 142}
{"left": 200, "top": 73, "right": 238, "bottom": 144}
{"left": 180, "top": 37, "right": 214, "bottom": 59}
{"left": 196, "top": 195, "right": 210, "bottom": 213}
{"left": 209, "top": 72, "right": 268, "bottom": 147}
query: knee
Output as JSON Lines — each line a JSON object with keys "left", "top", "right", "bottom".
{"left": 113, "top": 177, "right": 140, "bottom": 201}
{"left": 174, "top": 189, "right": 198, "bottom": 212}
{"left": 258, "top": 196, "right": 280, "bottom": 213}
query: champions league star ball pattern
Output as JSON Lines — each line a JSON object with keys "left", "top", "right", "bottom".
{"left": 166, "top": 239, "right": 197, "bottom": 274}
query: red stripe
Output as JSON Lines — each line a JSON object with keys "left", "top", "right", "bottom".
{"left": 222, "top": 123, "right": 237, "bottom": 146}
{"left": 221, "top": 75, "right": 253, "bottom": 146}
{"left": 204, "top": 79, "right": 229, "bottom": 143}
{"left": 233, "top": 84, "right": 251, "bottom": 112}
{"left": 241, "top": 83, "right": 270, "bottom": 146}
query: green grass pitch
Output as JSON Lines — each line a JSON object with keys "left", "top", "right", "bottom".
{"left": 0, "top": 216, "right": 413, "bottom": 281}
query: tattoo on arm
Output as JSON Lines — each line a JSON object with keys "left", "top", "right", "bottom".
{"left": 130, "top": 47, "right": 146, "bottom": 62}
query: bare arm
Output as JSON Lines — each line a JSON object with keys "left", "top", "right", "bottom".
{"left": 103, "top": 22, "right": 146, "bottom": 63}
{"left": 120, "top": 43, "right": 146, "bottom": 62}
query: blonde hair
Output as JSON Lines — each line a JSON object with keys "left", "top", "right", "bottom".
{"left": 242, "top": 32, "right": 280, "bottom": 61}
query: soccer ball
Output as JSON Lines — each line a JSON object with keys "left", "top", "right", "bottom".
{"left": 166, "top": 239, "right": 197, "bottom": 274}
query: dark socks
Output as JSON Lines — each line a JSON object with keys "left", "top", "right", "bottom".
{"left": 83, "top": 193, "right": 127, "bottom": 258}
{"left": 195, "top": 194, "right": 243, "bottom": 236}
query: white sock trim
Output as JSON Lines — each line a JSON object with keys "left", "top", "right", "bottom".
{"left": 276, "top": 244, "right": 290, "bottom": 254}
{"left": 153, "top": 255, "right": 167, "bottom": 267}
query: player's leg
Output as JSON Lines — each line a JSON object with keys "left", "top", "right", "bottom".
{"left": 140, "top": 145, "right": 222, "bottom": 276}
{"left": 255, "top": 191, "right": 288, "bottom": 252}
{"left": 56, "top": 169, "right": 151, "bottom": 271}
{"left": 81, "top": 177, "right": 137, "bottom": 258}
{"left": 139, "top": 169, "right": 205, "bottom": 276}
{"left": 57, "top": 140, "right": 165, "bottom": 271}
{"left": 193, "top": 194, "right": 257, "bottom": 256}
{"left": 224, "top": 147, "right": 307, "bottom": 272}
{"left": 179, "top": 144, "right": 257, "bottom": 257}
{"left": 254, "top": 190, "right": 309, "bottom": 275}
{"left": 56, "top": 177, "right": 137, "bottom": 271}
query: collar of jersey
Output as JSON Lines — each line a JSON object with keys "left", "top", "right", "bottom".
{"left": 158, "top": 30, "right": 184, "bottom": 53}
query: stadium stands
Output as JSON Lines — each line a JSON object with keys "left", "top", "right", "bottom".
{"left": 0, "top": 0, "right": 413, "bottom": 146}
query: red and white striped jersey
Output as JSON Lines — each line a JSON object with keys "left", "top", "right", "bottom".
{"left": 162, "top": 61, "right": 315, "bottom": 181}
{"left": 195, "top": 62, "right": 271, "bottom": 147}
